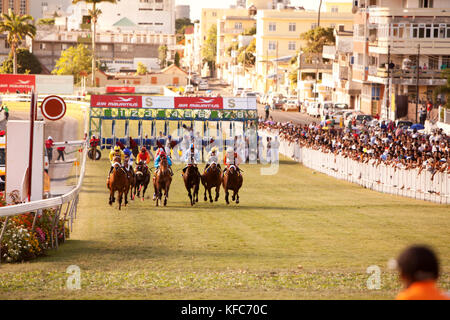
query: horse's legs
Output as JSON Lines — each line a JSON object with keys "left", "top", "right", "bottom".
{"left": 194, "top": 183, "right": 199, "bottom": 203}
{"left": 224, "top": 188, "right": 229, "bottom": 205}
{"left": 236, "top": 191, "right": 240, "bottom": 204}
{"left": 215, "top": 184, "right": 220, "bottom": 202}
{"left": 208, "top": 187, "right": 213, "bottom": 203}
{"left": 232, "top": 190, "right": 236, "bottom": 201}
{"left": 109, "top": 189, "right": 113, "bottom": 206}
{"left": 118, "top": 191, "right": 123, "bottom": 210}
{"left": 188, "top": 188, "right": 193, "bottom": 206}
{"left": 164, "top": 182, "right": 170, "bottom": 206}
{"left": 142, "top": 182, "right": 148, "bottom": 201}
{"left": 204, "top": 184, "right": 207, "bottom": 202}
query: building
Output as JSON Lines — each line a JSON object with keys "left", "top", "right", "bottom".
{"left": 29, "top": 0, "right": 72, "bottom": 20}
{"left": 32, "top": 27, "right": 176, "bottom": 75}
{"left": 352, "top": 0, "right": 450, "bottom": 120}
{"left": 216, "top": 14, "right": 256, "bottom": 84}
{"left": 176, "top": 5, "right": 190, "bottom": 20}
{"left": 94, "top": 64, "right": 188, "bottom": 87}
{"left": 246, "top": 0, "right": 291, "bottom": 10}
{"left": 0, "top": 0, "right": 29, "bottom": 15}
{"left": 254, "top": 7, "right": 354, "bottom": 94}
{"left": 68, "top": 0, "right": 176, "bottom": 34}
{"left": 322, "top": 25, "right": 361, "bottom": 108}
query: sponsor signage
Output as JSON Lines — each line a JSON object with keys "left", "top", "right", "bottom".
{"left": 0, "top": 74, "right": 35, "bottom": 93}
{"left": 90, "top": 95, "right": 141, "bottom": 108}
{"left": 35, "top": 75, "right": 73, "bottom": 95}
{"left": 89, "top": 96, "right": 257, "bottom": 110}
{"left": 106, "top": 86, "right": 136, "bottom": 94}
{"left": 174, "top": 97, "right": 223, "bottom": 109}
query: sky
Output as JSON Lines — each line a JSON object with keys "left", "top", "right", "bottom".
{"left": 175, "top": 0, "right": 352, "bottom": 21}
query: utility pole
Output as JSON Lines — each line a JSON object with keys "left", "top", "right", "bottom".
{"left": 416, "top": 44, "right": 420, "bottom": 123}
{"left": 297, "top": 49, "right": 302, "bottom": 103}
{"left": 386, "top": 44, "right": 391, "bottom": 120}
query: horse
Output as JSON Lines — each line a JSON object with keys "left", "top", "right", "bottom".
{"left": 153, "top": 156, "right": 172, "bottom": 206}
{"left": 134, "top": 160, "right": 151, "bottom": 201}
{"left": 222, "top": 165, "right": 243, "bottom": 205}
{"left": 107, "top": 156, "right": 129, "bottom": 210}
{"left": 124, "top": 163, "right": 136, "bottom": 201}
{"left": 182, "top": 164, "right": 200, "bottom": 206}
{"left": 201, "top": 163, "right": 222, "bottom": 203}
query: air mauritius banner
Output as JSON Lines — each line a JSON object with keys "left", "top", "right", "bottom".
{"left": 0, "top": 74, "right": 35, "bottom": 93}
{"left": 90, "top": 95, "right": 257, "bottom": 110}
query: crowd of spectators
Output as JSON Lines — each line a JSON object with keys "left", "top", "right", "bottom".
{"left": 259, "top": 118, "right": 450, "bottom": 179}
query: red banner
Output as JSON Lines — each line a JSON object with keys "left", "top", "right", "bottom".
{"left": 174, "top": 97, "right": 223, "bottom": 109}
{"left": 106, "top": 86, "right": 136, "bottom": 94}
{"left": 0, "top": 74, "right": 35, "bottom": 93}
{"left": 90, "top": 95, "right": 142, "bottom": 108}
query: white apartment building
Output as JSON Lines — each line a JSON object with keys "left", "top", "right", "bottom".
{"left": 29, "top": 0, "right": 72, "bottom": 20}
{"left": 68, "top": 0, "right": 175, "bottom": 34}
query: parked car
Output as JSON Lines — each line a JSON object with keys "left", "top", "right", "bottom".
{"left": 355, "top": 114, "right": 373, "bottom": 123}
{"left": 307, "top": 102, "right": 320, "bottom": 117}
{"left": 185, "top": 85, "right": 194, "bottom": 93}
{"left": 198, "top": 80, "right": 209, "bottom": 90}
{"left": 243, "top": 91, "right": 257, "bottom": 98}
{"left": 283, "top": 99, "right": 300, "bottom": 112}
{"left": 320, "top": 101, "right": 334, "bottom": 117}
{"left": 333, "top": 103, "right": 349, "bottom": 110}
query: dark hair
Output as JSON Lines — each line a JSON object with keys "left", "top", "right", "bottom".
{"left": 397, "top": 245, "right": 439, "bottom": 282}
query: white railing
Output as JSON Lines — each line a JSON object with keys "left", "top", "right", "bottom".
{"left": 0, "top": 96, "right": 88, "bottom": 262}
{"left": 260, "top": 130, "right": 450, "bottom": 205}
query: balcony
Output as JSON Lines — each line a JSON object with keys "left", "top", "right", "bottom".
{"left": 368, "top": 66, "right": 448, "bottom": 86}
{"left": 322, "top": 46, "right": 336, "bottom": 60}
{"left": 77, "top": 36, "right": 91, "bottom": 44}
{"left": 80, "top": 23, "right": 91, "bottom": 30}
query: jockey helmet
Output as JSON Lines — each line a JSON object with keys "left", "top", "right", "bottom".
{"left": 114, "top": 146, "right": 120, "bottom": 151}
{"left": 211, "top": 147, "right": 218, "bottom": 154}
{"left": 227, "top": 147, "right": 234, "bottom": 153}
{"left": 141, "top": 146, "right": 147, "bottom": 152}
{"left": 123, "top": 148, "right": 131, "bottom": 156}
{"left": 92, "top": 135, "right": 96, "bottom": 139}
{"left": 48, "top": 136, "right": 53, "bottom": 140}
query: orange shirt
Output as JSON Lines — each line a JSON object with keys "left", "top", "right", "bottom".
{"left": 396, "top": 280, "right": 449, "bottom": 300}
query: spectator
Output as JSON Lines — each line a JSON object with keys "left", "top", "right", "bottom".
{"left": 396, "top": 245, "right": 449, "bottom": 300}
{"left": 56, "top": 145, "right": 66, "bottom": 162}
{"left": 45, "top": 136, "right": 54, "bottom": 162}
{"left": 419, "top": 106, "right": 427, "bottom": 125}
{"left": 266, "top": 136, "right": 272, "bottom": 163}
{"left": 4, "top": 105, "right": 8, "bottom": 121}
{"left": 265, "top": 104, "right": 270, "bottom": 121}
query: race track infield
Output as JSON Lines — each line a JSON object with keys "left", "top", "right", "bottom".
{"left": 0, "top": 152, "right": 449, "bottom": 299}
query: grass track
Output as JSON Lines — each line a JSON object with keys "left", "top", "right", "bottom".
{"left": 0, "top": 151, "right": 448, "bottom": 299}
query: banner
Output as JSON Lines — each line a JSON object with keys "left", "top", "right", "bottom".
{"left": 106, "top": 86, "right": 136, "bottom": 94}
{"left": 142, "top": 96, "right": 174, "bottom": 109}
{"left": 90, "top": 95, "right": 142, "bottom": 108}
{"left": 0, "top": 74, "right": 35, "bottom": 93}
{"left": 223, "top": 97, "right": 257, "bottom": 110}
{"left": 174, "top": 97, "right": 223, "bottom": 109}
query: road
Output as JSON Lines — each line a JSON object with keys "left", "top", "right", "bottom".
{"left": 206, "top": 78, "right": 316, "bottom": 126}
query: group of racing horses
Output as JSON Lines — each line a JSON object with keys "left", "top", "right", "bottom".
{"left": 106, "top": 150, "right": 243, "bottom": 210}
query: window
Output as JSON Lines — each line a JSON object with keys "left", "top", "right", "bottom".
{"left": 151, "top": 77, "right": 157, "bottom": 84}
{"left": 101, "top": 45, "right": 108, "bottom": 51}
{"left": 268, "top": 41, "right": 276, "bottom": 51}
{"left": 40, "top": 43, "right": 46, "bottom": 50}
{"left": 269, "top": 23, "right": 276, "bottom": 32}
{"left": 20, "top": 0, "right": 26, "bottom": 14}
{"left": 235, "top": 22, "right": 242, "bottom": 30}
{"left": 442, "top": 56, "right": 450, "bottom": 69}
{"left": 4, "top": 40, "right": 9, "bottom": 49}
{"left": 419, "top": 0, "right": 433, "bottom": 8}
{"left": 429, "top": 56, "right": 439, "bottom": 69}
{"left": 121, "top": 45, "right": 128, "bottom": 52}
{"left": 311, "top": 23, "right": 317, "bottom": 30}
{"left": 331, "top": 7, "right": 338, "bottom": 13}
{"left": 212, "top": 12, "right": 217, "bottom": 17}
{"left": 173, "top": 77, "right": 179, "bottom": 85}
{"left": 289, "top": 23, "right": 296, "bottom": 32}
{"left": 425, "top": 24, "right": 432, "bottom": 38}
{"left": 8, "top": 0, "right": 14, "bottom": 11}
{"left": 288, "top": 41, "right": 296, "bottom": 51}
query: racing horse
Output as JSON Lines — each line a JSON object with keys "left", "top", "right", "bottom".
{"left": 107, "top": 155, "right": 129, "bottom": 210}
{"left": 182, "top": 164, "right": 200, "bottom": 206}
{"left": 134, "top": 160, "right": 151, "bottom": 201}
{"left": 201, "top": 162, "right": 222, "bottom": 203}
{"left": 153, "top": 155, "right": 172, "bottom": 206}
{"left": 222, "top": 165, "right": 243, "bottom": 205}
{"left": 124, "top": 163, "right": 136, "bottom": 201}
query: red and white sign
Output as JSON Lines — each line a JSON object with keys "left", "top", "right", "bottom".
{"left": 0, "top": 74, "right": 35, "bottom": 93}
{"left": 40, "top": 95, "right": 66, "bottom": 121}
{"left": 90, "top": 95, "right": 142, "bottom": 108}
{"left": 174, "top": 97, "right": 223, "bottom": 109}
{"left": 106, "top": 86, "right": 136, "bottom": 94}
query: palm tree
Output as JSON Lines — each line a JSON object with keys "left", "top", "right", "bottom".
{"left": 317, "top": 0, "right": 323, "bottom": 27}
{"left": 72, "top": 0, "right": 117, "bottom": 86}
{"left": 0, "top": 9, "right": 36, "bottom": 74}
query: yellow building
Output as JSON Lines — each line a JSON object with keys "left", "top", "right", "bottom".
{"left": 200, "top": 8, "right": 249, "bottom": 44}
{"left": 254, "top": 8, "right": 354, "bottom": 94}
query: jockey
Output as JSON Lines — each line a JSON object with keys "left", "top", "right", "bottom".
{"left": 123, "top": 148, "right": 134, "bottom": 171}
{"left": 109, "top": 145, "right": 124, "bottom": 174}
{"left": 136, "top": 146, "right": 151, "bottom": 166}
{"left": 204, "top": 147, "right": 221, "bottom": 173}
{"left": 182, "top": 143, "right": 200, "bottom": 175}
{"left": 154, "top": 147, "right": 174, "bottom": 176}
{"left": 223, "top": 146, "right": 243, "bottom": 175}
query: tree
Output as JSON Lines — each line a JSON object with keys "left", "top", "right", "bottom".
{"left": 300, "top": 27, "right": 335, "bottom": 55}
{"left": 72, "top": 0, "right": 117, "bottom": 86}
{"left": 202, "top": 24, "right": 217, "bottom": 74}
{"left": 52, "top": 44, "right": 92, "bottom": 84}
{"left": 242, "top": 26, "right": 256, "bottom": 36}
{"left": 0, "top": 9, "right": 36, "bottom": 74}
{"left": 0, "top": 48, "right": 42, "bottom": 74}
{"left": 37, "top": 18, "right": 55, "bottom": 25}
{"left": 136, "top": 62, "right": 148, "bottom": 75}
{"left": 174, "top": 52, "right": 180, "bottom": 67}
{"left": 158, "top": 45, "right": 168, "bottom": 68}
{"left": 237, "top": 38, "right": 256, "bottom": 67}
{"left": 434, "top": 69, "right": 450, "bottom": 109}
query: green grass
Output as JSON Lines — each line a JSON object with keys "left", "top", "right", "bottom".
{"left": 0, "top": 153, "right": 448, "bottom": 300}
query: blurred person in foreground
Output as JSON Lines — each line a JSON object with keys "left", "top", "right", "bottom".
{"left": 396, "top": 245, "right": 449, "bottom": 300}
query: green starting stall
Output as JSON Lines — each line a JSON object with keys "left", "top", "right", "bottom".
{"left": 88, "top": 95, "right": 258, "bottom": 152}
